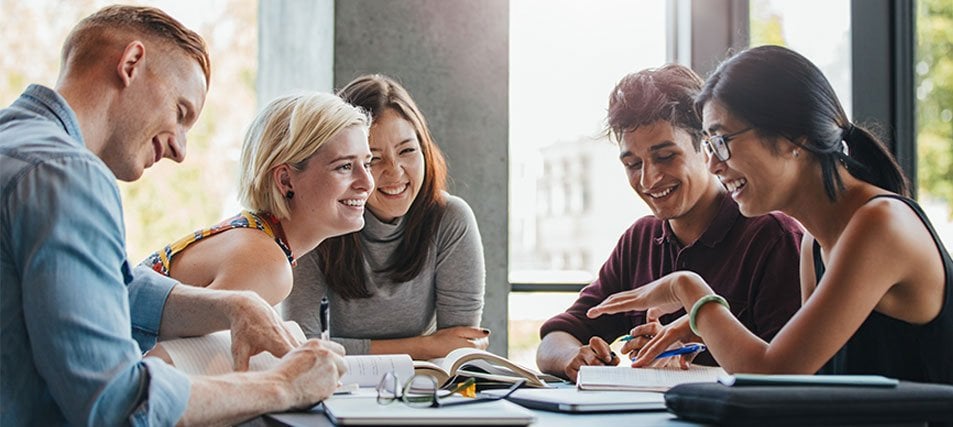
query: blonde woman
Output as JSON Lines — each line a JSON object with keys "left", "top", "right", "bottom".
{"left": 143, "top": 92, "right": 374, "bottom": 305}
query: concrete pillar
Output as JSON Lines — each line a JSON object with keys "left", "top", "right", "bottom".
{"left": 335, "top": 0, "right": 510, "bottom": 355}
{"left": 257, "top": 0, "right": 335, "bottom": 108}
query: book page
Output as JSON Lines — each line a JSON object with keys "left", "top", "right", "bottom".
{"left": 434, "top": 348, "right": 549, "bottom": 387}
{"left": 161, "top": 321, "right": 306, "bottom": 376}
{"left": 341, "top": 354, "right": 414, "bottom": 387}
{"left": 577, "top": 365, "right": 727, "bottom": 392}
{"left": 160, "top": 322, "right": 413, "bottom": 388}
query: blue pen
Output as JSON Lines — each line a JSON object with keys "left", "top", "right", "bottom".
{"left": 653, "top": 343, "right": 706, "bottom": 360}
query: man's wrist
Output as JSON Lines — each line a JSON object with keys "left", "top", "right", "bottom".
{"left": 220, "top": 290, "right": 262, "bottom": 324}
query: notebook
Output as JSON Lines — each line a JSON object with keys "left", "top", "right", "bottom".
{"left": 320, "top": 395, "right": 536, "bottom": 425}
{"left": 483, "top": 387, "right": 666, "bottom": 413}
{"left": 576, "top": 365, "right": 727, "bottom": 392}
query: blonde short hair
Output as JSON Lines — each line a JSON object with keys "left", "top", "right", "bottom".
{"left": 239, "top": 93, "right": 370, "bottom": 219}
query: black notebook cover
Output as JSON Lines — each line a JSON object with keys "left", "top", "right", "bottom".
{"left": 664, "top": 381, "right": 953, "bottom": 426}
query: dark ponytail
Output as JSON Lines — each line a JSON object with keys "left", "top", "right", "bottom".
{"left": 696, "top": 45, "right": 909, "bottom": 200}
{"left": 842, "top": 124, "right": 909, "bottom": 196}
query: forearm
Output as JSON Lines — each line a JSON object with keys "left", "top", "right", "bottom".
{"left": 674, "top": 272, "right": 771, "bottom": 373}
{"left": 159, "top": 285, "right": 258, "bottom": 339}
{"left": 179, "top": 371, "right": 289, "bottom": 426}
{"left": 369, "top": 336, "right": 431, "bottom": 359}
{"left": 536, "top": 332, "right": 583, "bottom": 379}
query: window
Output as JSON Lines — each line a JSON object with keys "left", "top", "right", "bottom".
{"left": 508, "top": 0, "right": 667, "bottom": 367}
{"left": 749, "top": 0, "right": 852, "bottom": 117}
{"left": 915, "top": 0, "right": 953, "bottom": 249}
{"left": 1, "top": 0, "right": 258, "bottom": 263}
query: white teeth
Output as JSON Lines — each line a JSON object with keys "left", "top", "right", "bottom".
{"left": 723, "top": 178, "right": 747, "bottom": 193}
{"left": 379, "top": 184, "right": 407, "bottom": 196}
{"left": 648, "top": 187, "right": 675, "bottom": 199}
{"left": 341, "top": 199, "right": 365, "bottom": 207}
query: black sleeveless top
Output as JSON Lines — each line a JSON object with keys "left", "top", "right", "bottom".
{"left": 814, "top": 195, "right": 953, "bottom": 384}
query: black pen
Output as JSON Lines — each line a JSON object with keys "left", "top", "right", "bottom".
{"left": 319, "top": 296, "right": 330, "bottom": 340}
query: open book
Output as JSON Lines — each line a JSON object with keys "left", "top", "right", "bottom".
{"left": 157, "top": 323, "right": 555, "bottom": 388}
{"left": 414, "top": 348, "right": 557, "bottom": 388}
{"left": 576, "top": 365, "right": 727, "bottom": 392}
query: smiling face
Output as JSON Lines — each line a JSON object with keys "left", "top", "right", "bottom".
{"left": 702, "top": 100, "right": 801, "bottom": 216}
{"left": 619, "top": 120, "right": 718, "bottom": 222}
{"left": 286, "top": 125, "right": 374, "bottom": 239}
{"left": 102, "top": 50, "right": 207, "bottom": 181}
{"left": 366, "top": 108, "right": 425, "bottom": 223}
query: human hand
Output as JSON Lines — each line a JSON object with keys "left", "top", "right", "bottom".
{"left": 276, "top": 339, "right": 347, "bottom": 408}
{"left": 420, "top": 326, "right": 491, "bottom": 359}
{"left": 227, "top": 292, "right": 303, "bottom": 371}
{"left": 623, "top": 311, "right": 699, "bottom": 369}
{"left": 563, "top": 336, "right": 619, "bottom": 382}
{"left": 586, "top": 271, "right": 703, "bottom": 320}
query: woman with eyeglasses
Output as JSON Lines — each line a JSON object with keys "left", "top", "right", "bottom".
{"left": 284, "top": 74, "right": 488, "bottom": 359}
{"left": 588, "top": 45, "right": 953, "bottom": 384}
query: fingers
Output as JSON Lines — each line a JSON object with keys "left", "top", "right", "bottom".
{"left": 588, "top": 337, "right": 614, "bottom": 364}
{"left": 620, "top": 323, "right": 661, "bottom": 354}
{"left": 566, "top": 340, "right": 618, "bottom": 381}
{"left": 631, "top": 336, "right": 680, "bottom": 368}
{"left": 646, "top": 307, "right": 665, "bottom": 323}
{"left": 586, "top": 297, "right": 635, "bottom": 318}
{"left": 317, "top": 338, "right": 346, "bottom": 356}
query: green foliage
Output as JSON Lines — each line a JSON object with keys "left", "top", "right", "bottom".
{"left": 1, "top": 0, "right": 258, "bottom": 261}
{"left": 917, "top": 0, "right": 953, "bottom": 216}
{"left": 749, "top": 0, "right": 787, "bottom": 47}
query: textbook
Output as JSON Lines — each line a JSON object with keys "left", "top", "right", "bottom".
{"left": 576, "top": 365, "right": 727, "bottom": 392}
{"left": 415, "top": 347, "right": 558, "bottom": 388}
{"left": 157, "top": 324, "right": 555, "bottom": 388}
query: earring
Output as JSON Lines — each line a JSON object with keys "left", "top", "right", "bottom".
{"left": 793, "top": 149, "right": 800, "bottom": 158}
{"left": 285, "top": 190, "right": 295, "bottom": 199}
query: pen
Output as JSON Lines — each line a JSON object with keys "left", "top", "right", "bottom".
{"left": 619, "top": 334, "right": 652, "bottom": 342}
{"left": 319, "top": 296, "right": 330, "bottom": 340}
{"left": 653, "top": 343, "right": 706, "bottom": 360}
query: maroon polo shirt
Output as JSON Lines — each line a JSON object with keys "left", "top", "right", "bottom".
{"left": 540, "top": 191, "right": 803, "bottom": 366}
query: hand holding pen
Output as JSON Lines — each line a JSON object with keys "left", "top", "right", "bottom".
{"left": 619, "top": 313, "right": 702, "bottom": 368}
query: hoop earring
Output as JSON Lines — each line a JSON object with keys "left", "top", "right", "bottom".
{"left": 285, "top": 190, "right": 295, "bottom": 199}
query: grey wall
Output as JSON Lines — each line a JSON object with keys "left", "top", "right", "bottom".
{"left": 335, "top": 0, "right": 510, "bottom": 355}
{"left": 257, "top": 0, "right": 335, "bottom": 108}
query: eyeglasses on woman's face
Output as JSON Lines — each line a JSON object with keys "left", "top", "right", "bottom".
{"left": 376, "top": 371, "right": 525, "bottom": 408}
{"left": 702, "top": 127, "right": 753, "bottom": 162}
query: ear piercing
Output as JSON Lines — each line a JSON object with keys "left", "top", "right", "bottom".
{"left": 285, "top": 190, "right": 295, "bottom": 199}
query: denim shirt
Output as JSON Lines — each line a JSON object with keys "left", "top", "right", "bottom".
{"left": 1, "top": 85, "right": 190, "bottom": 426}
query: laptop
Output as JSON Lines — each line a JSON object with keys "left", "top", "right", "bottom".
{"left": 320, "top": 395, "right": 536, "bottom": 425}
{"left": 483, "top": 387, "right": 666, "bottom": 413}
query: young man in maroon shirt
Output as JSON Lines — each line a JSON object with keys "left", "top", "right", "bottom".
{"left": 536, "top": 65, "right": 803, "bottom": 382}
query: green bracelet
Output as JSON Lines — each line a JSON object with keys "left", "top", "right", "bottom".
{"left": 689, "top": 294, "right": 730, "bottom": 336}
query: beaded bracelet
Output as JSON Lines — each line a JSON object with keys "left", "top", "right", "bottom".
{"left": 689, "top": 294, "right": 730, "bottom": 336}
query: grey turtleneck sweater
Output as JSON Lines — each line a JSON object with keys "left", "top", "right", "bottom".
{"left": 282, "top": 194, "right": 486, "bottom": 355}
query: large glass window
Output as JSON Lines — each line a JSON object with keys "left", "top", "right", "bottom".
{"left": 508, "top": 0, "right": 667, "bottom": 367}
{"left": 1, "top": 0, "right": 258, "bottom": 263}
{"left": 915, "top": 0, "right": 953, "bottom": 249}
{"left": 749, "top": 0, "right": 852, "bottom": 117}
